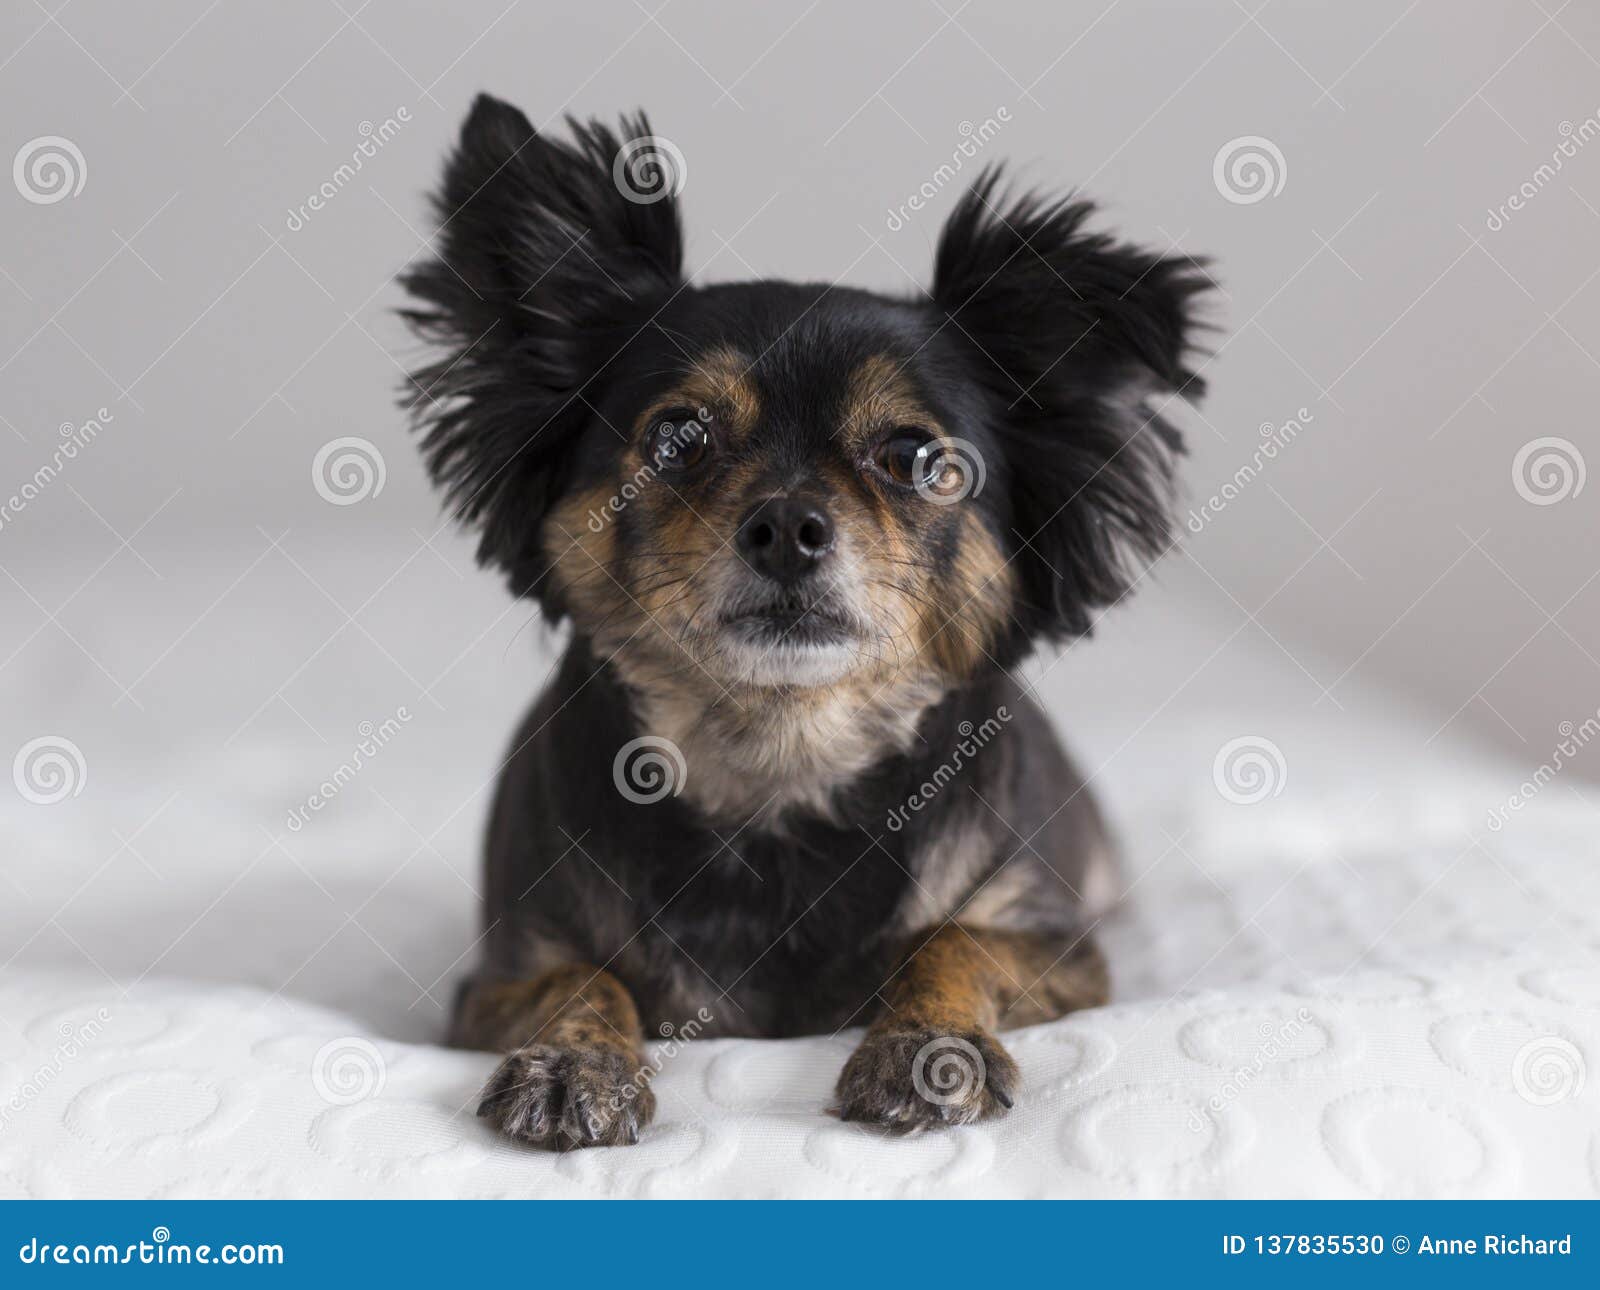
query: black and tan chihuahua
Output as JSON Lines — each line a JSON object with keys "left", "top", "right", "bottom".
{"left": 401, "top": 94, "right": 1210, "bottom": 1149}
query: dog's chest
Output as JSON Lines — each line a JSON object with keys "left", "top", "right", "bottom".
{"left": 625, "top": 823, "right": 916, "bottom": 1036}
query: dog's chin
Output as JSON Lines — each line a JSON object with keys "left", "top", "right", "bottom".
{"left": 715, "top": 610, "right": 865, "bottom": 688}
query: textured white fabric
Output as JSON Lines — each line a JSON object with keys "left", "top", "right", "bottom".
{"left": 2, "top": 543, "right": 1596, "bottom": 1198}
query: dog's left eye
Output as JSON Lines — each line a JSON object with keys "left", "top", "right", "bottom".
{"left": 646, "top": 410, "right": 712, "bottom": 472}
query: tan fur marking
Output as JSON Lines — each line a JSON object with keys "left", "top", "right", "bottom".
{"left": 838, "top": 355, "right": 937, "bottom": 453}
{"left": 628, "top": 668, "right": 945, "bottom": 823}
{"left": 873, "top": 925, "right": 1107, "bottom": 1035}
{"left": 544, "top": 484, "right": 628, "bottom": 627}
{"left": 452, "top": 965, "right": 644, "bottom": 1054}
{"left": 636, "top": 344, "right": 761, "bottom": 444}
{"left": 920, "top": 512, "right": 1014, "bottom": 676}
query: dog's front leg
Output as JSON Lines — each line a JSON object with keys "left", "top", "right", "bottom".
{"left": 454, "top": 966, "right": 653, "bottom": 1150}
{"left": 834, "top": 925, "right": 1106, "bottom": 1133}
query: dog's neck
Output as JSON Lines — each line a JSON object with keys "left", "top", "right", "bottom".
{"left": 609, "top": 648, "right": 949, "bottom": 827}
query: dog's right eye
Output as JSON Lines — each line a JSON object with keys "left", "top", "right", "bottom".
{"left": 875, "top": 428, "right": 939, "bottom": 488}
{"left": 646, "top": 409, "right": 713, "bottom": 472}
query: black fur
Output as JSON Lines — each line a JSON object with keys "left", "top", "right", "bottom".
{"left": 400, "top": 95, "right": 683, "bottom": 605}
{"left": 932, "top": 170, "right": 1211, "bottom": 639}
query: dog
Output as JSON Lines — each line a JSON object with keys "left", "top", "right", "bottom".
{"left": 401, "top": 94, "right": 1210, "bottom": 1149}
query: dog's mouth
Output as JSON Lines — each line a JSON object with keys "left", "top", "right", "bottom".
{"left": 720, "top": 602, "right": 856, "bottom": 650}
{"left": 713, "top": 592, "right": 864, "bottom": 685}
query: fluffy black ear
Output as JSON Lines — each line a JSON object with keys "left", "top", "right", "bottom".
{"left": 400, "top": 93, "right": 684, "bottom": 605}
{"left": 932, "top": 168, "right": 1212, "bottom": 640}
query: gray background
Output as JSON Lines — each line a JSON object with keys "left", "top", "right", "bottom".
{"left": 3, "top": 0, "right": 1597, "bottom": 777}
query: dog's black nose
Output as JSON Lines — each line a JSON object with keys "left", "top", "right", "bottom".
{"left": 736, "top": 496, "right": 835, "bottom": 583}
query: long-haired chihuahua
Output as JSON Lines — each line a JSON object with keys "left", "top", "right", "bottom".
{"left": 401, "top": 94, "right": 1211, "bottom": 1148}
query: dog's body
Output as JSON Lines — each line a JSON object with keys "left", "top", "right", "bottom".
{"left": 466, "top": 647, "right": 1113, "bottom": 1038}
{"left": 405, "top": 95, "right": 1209, "bottom": 1148}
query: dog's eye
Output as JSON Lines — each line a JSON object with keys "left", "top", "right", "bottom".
{"left": 646, "top": 409, "right": 712, "bottom": 472}
{"left": 875, "top": 429, "right": 938, "bottom": 487}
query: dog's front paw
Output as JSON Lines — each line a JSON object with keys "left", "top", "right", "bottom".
{"left": 476, "top": 1043, "right": 654, "bottom": 1150}
{"left": 833, "top": 1026, "right": 1017, "bottom": 1133}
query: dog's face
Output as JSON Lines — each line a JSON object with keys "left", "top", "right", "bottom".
{"left": 546, "top": 287, "right": 1019, "bottom": 690}
{"left": 404, "top": 96, "right": 1209, "bottom": 696}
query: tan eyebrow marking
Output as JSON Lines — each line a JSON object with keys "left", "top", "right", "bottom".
{"left": 838, "top": 354, "right": 940, "bottom": 451}
{"left": 634, "top": 344, "right": 761, "bottom": 443}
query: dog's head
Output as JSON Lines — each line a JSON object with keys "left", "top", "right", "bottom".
{"left": 403, "top": 95, "right": 1211, "bottom": 697}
